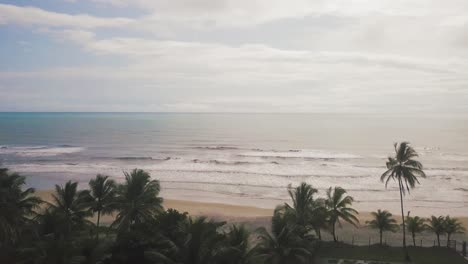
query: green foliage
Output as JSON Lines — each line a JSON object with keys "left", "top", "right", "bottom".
{"left": 381, "top": 142, "right": 426, "bottom": 194}
{"left": 212, "top": 224, "right": 253, "bottom": 264}
{"left": 112, "top": 169, "right": 163, "bottom": 233}
{"left": 0, "top": 168, "right": 42, "bottom": 246}
{"left": 252, "top": 210, "right": 314, "bottom": 264}
{"left": 426, "top": 215, "right": 446, "bottom": 247}
{"left": 444, "top": 216, "right": 465, "bottom": 244}
{"left": 280, "top": 182, "right": 329, "bottom": 240}
{"left": 48, "top": 181, "right": 94, "bottom": 238}
{"left": 325, "top": 186, "right": 359, "bottom": 242}
{"left": 381, "top": 142, "right": 425, "bottom": 255}
{"left": 285, "top": 182, "right": 318, "bottom": 226}
{"left": 4, "top": 166, "right": 464, "bottom": 264}
{"left": 406, "top": 214, "right": 425, "bottom": 246}
{"left": 366, "top": 210, "right": 398, "bottom": 245}
{"left": 175, "top": 216, "right": 226, "bottom": 264}
{"left": 86, "top": 174, "right": 117, "bottom": 240}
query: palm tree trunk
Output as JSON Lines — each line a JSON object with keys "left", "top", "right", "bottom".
{"left": 398, "top": 178, "right": 409, "bottom": 260}
{"left": 96, "top": 210, "right": 101, "bottom": 241}
{"left": 412, "top": 233, "right": 416, "bottom": 246}
{"left": 437, "top": 234, "right": 440, "bottom": 247}
{"left": 332, "top": 220, "right": 337, "bottom": 242}
{"left": 447, "top": 233, "right": 451, "bottom": 247}
{"left": 380, "top": 230, "right": 383, "bottom": 245}
{"left": 316, "top": 228, "right": 322, "bottom": 240}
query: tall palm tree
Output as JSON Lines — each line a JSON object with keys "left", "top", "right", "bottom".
{"left": 48, "top": 181, "right": 92, "bottom": 238}
{"left": 86, "top": 174, "right": 117, "bottom": 240}
{"left": 325, "top": 186, "right": 359, "bottom": 242}
{"left": 444, "top": 216, "right": 465, "bottom": 246}
{"left": 381, "top": 142, "right": 425, "bottom": 257}
{"left": 253, "top": 211, "right": 313, "bottom": 264}
{"left": 426, "top": 216, "right": 445, "bottom": 247}
{"left": 406, "top": 214, "right": 425, "bottom": 246}
{"left": 366, "top": 209, "right": 399, "bottom": 245}
{"left": 112, "top": 169, "right": 163, "bottom": 233}
{"left": 0, "top": 168, "right": 42, "bottom": 246}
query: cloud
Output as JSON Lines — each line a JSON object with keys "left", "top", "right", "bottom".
{"left": 0, "top": 3, "right": 133, "bottom": 28}
{"left": 1, "top": 1, "right": 468, "bottom": 112}
{"left": 88, "top": 0, "right": 468, "bottom": 28}
{"left": 47, "top": 29, "right": 467, "bottom": 75}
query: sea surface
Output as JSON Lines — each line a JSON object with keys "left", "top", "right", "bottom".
{"left": 0, "top": 112, "right": 467, "bottom": 215}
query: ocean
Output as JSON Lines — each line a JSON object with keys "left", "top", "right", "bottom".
{"left": 0, "top": 112, "right": 467, "bottom": 215}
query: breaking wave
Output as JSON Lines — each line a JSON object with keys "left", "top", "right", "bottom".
{"left": 239, "top": 150, "right": 361, "bottom": 159}
{"left": 0, "top": 145, "right": 84, "bottom": 157}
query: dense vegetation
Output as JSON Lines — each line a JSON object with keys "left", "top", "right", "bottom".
{"left": 0, "top": 142, "right": 465, "bottom": 263}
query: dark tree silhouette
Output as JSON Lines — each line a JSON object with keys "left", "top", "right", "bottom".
{"left": 444, "top": 216, "right": 465, "bottom": 246}
{"left": 252, "top": 209, "right": 313, "bottom": 264}
{"left": 381, "top": 142, "right": 425, "bottom": 259}
{"left": 366, "top": 209, "right": 398, "bottom": 245}
{"left": 0, "top": 168, "right": 42, "bottom": 246}
{"left": 426, "top": 216, "right": 446, "bottom": 247}
{"left": 325, "top": 186, "right": 359, "bottom": 242}
{"left": 406, "top": 213, "right": 425, "bottom": 246}
{"left": 112, "top": 169, "right": 163, "bottom": 233}
{"left": 86, "top": 174, "right": 117, "bottom": 240}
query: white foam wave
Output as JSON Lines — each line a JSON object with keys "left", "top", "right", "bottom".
{"left": 0, "top": 145, "right": 84, "bottom": 157}
{"left": 439, "top": 153, "right": 468, "bottom": 161}
{"left": 239, "top": 149, "right": 361, "bottom": 159}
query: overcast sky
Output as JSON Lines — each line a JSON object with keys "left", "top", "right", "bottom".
{"left": 1, "top": 0, "right": 468, "bottom": 113}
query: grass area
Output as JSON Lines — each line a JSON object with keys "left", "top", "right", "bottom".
{"left": 316, "top": 242, "right": 468, "bottom": 264}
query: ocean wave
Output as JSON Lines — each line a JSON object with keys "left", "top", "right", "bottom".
{"left": 115, "top": 156, "right": 171, "bottom": 161}
{"left": 439, "top": 153, "right": 468, "bottom": 161}
{"left": 424, "top": 167, "right": 468, "bottom": 172}
{"left": 0, "top": 145, "right": 84, "bottom": 157}
{"left": 238, "top": 150, "right": 361, "bottom": 160}
{"left": 160, "top": 180, "right": 386, "bottom": 193}
{"left": 191, "top": 146, "right": 241, "bottom": 150}
{"left": 147, "top": 168, "right": 372, "bottom": 179}
{"left": 192, "top": 159, "right": 278, "bottom": 165}
{"left": 162, "top": 186, "right": 285, "bottom": 200}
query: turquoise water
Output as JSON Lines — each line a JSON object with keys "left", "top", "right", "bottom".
{"left": 1, "top": 113, "right": 467, "bottom": 215}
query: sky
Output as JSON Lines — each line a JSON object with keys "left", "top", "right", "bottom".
{"left": 1, "top": 0, "right": 468, "bottom": 113}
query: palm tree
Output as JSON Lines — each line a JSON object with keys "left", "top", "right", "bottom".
{"left": 381, "top": 142, "right": 425, "bottom": 257}
{"left": 155, "top": 208, "right": 189, "bottom": 241}
{"left": 176, "top": 216, "right": 226, "bottom": 264}
{"left": 366, "top": 209, "right": 398, "bottom": 245}
{"left": 283, "top": 183, "right": 319, "bottom": 237}
{"left": 0, "top": 168, "right": 42, "bottom": 246}
{"left": 48, "top": 181, "right": 92, "bottom": 238}
{"left": 214, "top": 224, "right": 253, "bottom": 264}
{"left": 309, "top": 198, "right": 328, "bottom": 240}
{"left": 86, "top": 174, "right": 117, "bottom": 240}
{"left": 426, "top": 216, "right": 445, "bottom": 247}
{"left": 325, "top": 186, "right": 359, "bottom": 242}
{"left": 444, "top": 216, "right": 465, "bottom": 246}
{"left": 285, "top": 183, "right": 317, "bottom": 226}
{"left": 406, "top": 213, "right": 425, "bottom": 246}
{"left": 253, "top": 211, "right": 313, "bottom": 264}
{"left": 112, "top": 169, "right": 163, "bottom": 233}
